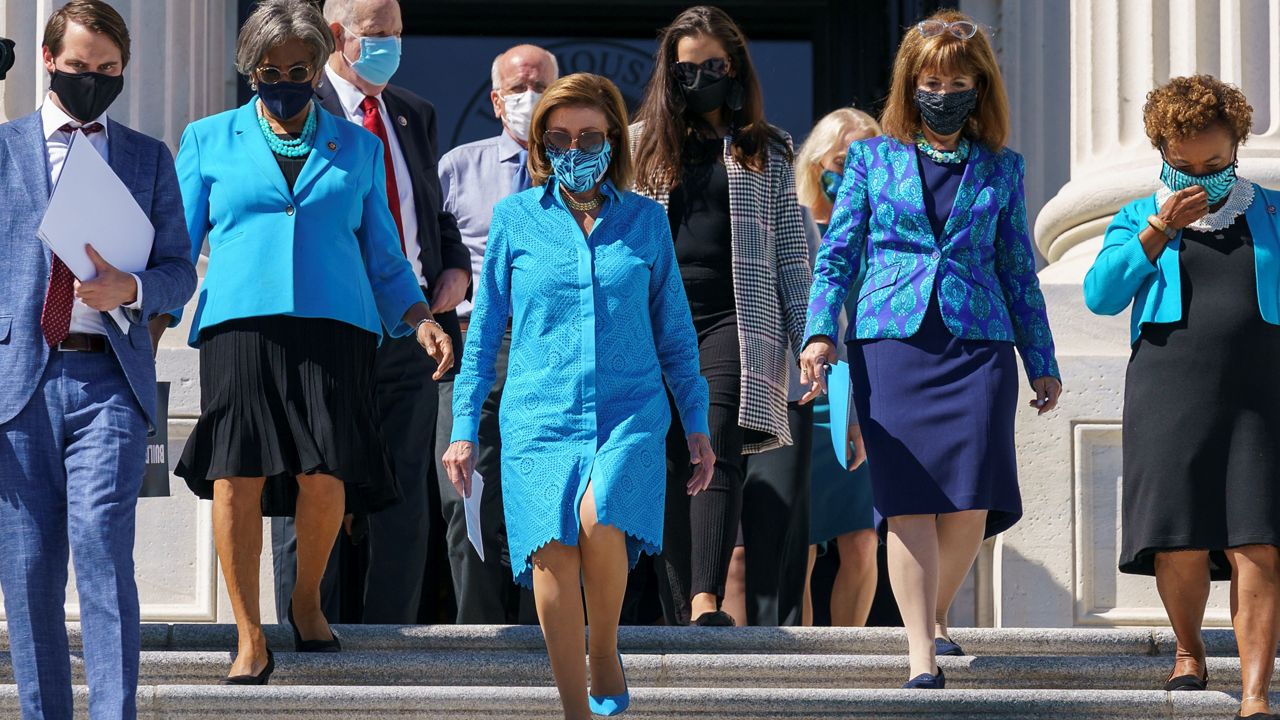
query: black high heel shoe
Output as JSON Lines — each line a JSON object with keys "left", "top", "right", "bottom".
{"left": 288, "top": 602, "right": 342, "bottom": 653}
{"left": 219, "top": 647, "right": 274, "bottom": 685}
{"left": 1163, "top": 669, "right": 1208, "bottom": 691}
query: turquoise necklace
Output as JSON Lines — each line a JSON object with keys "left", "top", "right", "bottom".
{"left": 257, "top": 101, "right": 316, "bottom": 157}
{"left": 915, "top": 133, "right": 970, "bottom": 164}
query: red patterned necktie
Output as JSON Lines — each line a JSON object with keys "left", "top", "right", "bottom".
{"left": 41, "top": 122, "right": 106, "bottom": 346}
{"left": 59, "top": 122, "right": 104, "bottom": 135}
{"left": 359, "top": 96, "right": 406, "bottom": 256}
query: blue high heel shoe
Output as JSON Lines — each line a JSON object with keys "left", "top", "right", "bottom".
{"left": 588, "top": 652, "right": 630, "bottom": 716}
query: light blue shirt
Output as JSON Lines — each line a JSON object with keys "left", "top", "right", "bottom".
{"left": 438, "top": 131, "right": 527, "bottom": 317}
{"left": 1084, "top": 183, "right": 1280, "bottom": 344}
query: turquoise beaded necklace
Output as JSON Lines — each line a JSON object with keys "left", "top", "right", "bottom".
{"left": 257, "top": 101, "right": 317, "bottom": 157}
{"left": 915, "top": 132, "right": 970, "bottom": 164}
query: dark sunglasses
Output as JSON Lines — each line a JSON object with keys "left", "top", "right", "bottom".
{"left": 544, "top": 130, "right": 607, "bottom": 154}
{"left": 672, "top": 58, "right": 729, "bottom": 86}
{"left": 256, "top": 63, "right": 312, "bottom": 85}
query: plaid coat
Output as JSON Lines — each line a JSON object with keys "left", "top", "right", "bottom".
{"left": 630, "top": 122, "right": 812, "bottom": 453}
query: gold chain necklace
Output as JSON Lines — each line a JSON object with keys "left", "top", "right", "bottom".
{"left": 561, "top": 188, "right": 603, "bottom": 212}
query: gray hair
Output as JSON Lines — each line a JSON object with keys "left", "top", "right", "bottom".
{"left": 490, "top": 45, "right": 559, "bottom": 91}
{"left": 235, "top": 0, "right": 335, "bottom": 78}
{"left": 322, "top": 0, "right": 355, "bottom": 27}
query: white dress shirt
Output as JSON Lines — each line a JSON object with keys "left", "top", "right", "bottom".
{"left": 323, "top": 65, "right": 423, "bottom": 284}
{"left": 40, "top": 95, "right": 143, "bottom": 336}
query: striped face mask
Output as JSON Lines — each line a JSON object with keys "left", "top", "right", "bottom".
{"left": 1160, "top": 157, "right": 1238, "bottom": 204}
{"left": 547, "top": 140, "right": 613, "bottom": 194}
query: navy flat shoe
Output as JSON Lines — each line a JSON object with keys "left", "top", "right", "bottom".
{"left": 903, "top": 666, "right": 945, "bottom": 689}
{"left": 934, "top": 637, "right": 964, "bottom": 656}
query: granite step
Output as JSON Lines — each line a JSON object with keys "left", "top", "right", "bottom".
{"left": 10, "top": 686, "right": 1273, "bottom": 719}
{"left": 9, "top": 623, "right": 1252, "bottom": 657}
{"left": 11, "top": 651, "right": 1277, "bottom": 690}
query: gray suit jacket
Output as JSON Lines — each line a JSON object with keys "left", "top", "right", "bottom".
{"left": 0, "top": 110, "right": 197, "bottom": 430}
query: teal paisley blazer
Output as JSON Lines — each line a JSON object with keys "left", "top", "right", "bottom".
{"left": 805, "top": 135, "right": 1060, "bottom": 383}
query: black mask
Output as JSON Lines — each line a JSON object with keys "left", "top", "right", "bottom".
{"left": 681, "top": 74, "right": 735, "bottom": 115}
{"left": 50, "top": 70, "right": 124, "bottom": 123}
{"left": 914, "top": 88, "right": 978, "bottom": 136}
{"left": 257, "top": 80, "right": 314, "bottom": 121}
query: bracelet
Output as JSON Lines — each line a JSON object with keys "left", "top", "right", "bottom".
{"left": 1146, "top": 214, "right": 1176, "bottom": 239}
{"left": 415, "top": 317, "right": 441, "bottom": 332}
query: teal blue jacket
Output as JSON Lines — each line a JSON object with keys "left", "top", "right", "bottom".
{"left": 170, "top": 99, "right": 425, "bottom": 345}
{"left": 1083, "top": 183, "right": 1280, "bottom": 344}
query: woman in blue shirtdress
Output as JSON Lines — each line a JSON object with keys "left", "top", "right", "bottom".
{"left": 443, "top": 74, "right": 713, "bottom": 720}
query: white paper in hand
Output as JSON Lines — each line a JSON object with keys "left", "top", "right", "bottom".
{"left": 464, "top": 471, "right": 485, "bottom": 561}
{"left": 38, "top": 131, "right": 154, "bottom": 280}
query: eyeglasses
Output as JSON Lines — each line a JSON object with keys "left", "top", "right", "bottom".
{"left": 916, "top": 20, "right": 979, "bottom": 40}
{"left": 543, "top": 130, "right": 607, "bottom": 154}
{"left": 673, "top": 58, "right": 728, "bottom": 87}
{"left": 255, "top": 63, "right": 312, "bottom": 85}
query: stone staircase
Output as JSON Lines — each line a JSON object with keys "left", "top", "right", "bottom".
{"left": 2, "top": 624, "right": 1275, "bottom": 718}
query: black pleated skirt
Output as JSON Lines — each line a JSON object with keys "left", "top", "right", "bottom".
{"left": 176, "top": 315, "right": 399, "bottom": 517}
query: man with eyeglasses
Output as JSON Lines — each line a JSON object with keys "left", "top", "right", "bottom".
{"left": 269, "top": 0, "right": 471, "bottom": 626}
{"left": 432, "top": 43, "right": 559, "bottom": 624}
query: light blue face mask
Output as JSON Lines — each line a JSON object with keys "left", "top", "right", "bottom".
{"left": 1160, "top": 155, "right": 1238, "bottom": 205}
{"left": 343, "top": 27, "right": 401, "bottom": 85}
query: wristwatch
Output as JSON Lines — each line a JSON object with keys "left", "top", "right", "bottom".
{"left": 1147, "top": 214, "right": 1177, "bottom": 240}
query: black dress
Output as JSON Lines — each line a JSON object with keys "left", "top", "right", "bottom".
{"left": 175, "top": 140, "right": 399, "bottom": 517}
{"left": 1120, "top": 214, "right": 1280, "bottom": 578}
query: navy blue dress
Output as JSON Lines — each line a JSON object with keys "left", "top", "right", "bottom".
{"left": 846, "top": 149, "right": 1022, "bottom": 537}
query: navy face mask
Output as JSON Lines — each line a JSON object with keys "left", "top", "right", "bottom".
{"left": 914, "top": 88, "right": 978, "bottom": 136}
{"left": 257, "top": 80, "right": 314, "bottom": 120}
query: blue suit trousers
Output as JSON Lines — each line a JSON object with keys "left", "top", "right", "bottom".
{"left": 0, "top": 351, "right": 145, "bottom": 720}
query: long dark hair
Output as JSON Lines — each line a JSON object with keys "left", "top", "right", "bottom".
{"left": 633, "top": 5, "right": 789, "bottom": 193}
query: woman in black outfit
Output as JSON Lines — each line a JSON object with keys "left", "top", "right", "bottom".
{"left": 631, "top": 5, "right": 812, "bottom": 626}
{"left": 1085, "top": 75, "right": 1280, "bottom": 720}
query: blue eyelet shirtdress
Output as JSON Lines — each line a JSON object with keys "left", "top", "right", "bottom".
{"left": 451, "top": 179, "right": 710, "bottom": 588}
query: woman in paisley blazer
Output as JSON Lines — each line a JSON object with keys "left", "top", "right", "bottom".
{"left": 799, "top": 11, "right": 1061, "bottom": 687}
{"left": 631, "top": 5, "right": 813, "bottom": 627}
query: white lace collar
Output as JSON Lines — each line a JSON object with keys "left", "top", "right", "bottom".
{"left": 1156, "top": 178, "right": 1255, "bottom": 233}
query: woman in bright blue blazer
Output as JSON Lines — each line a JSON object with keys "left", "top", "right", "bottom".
{"left": 1084, "top": 75, "right": 1280, "bottom": 719}
{"left": 799, "top": 12, "right": 1062, "bottom": 689}
{"left": 158, "top": 0, "right": 452, "bottom": 685}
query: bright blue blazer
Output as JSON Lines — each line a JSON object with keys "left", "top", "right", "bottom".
{"left": 806, "top": 135, "right": 1059, "bottom": 383}
{"left": 1084, "top": 184, "right": 1280, "bottom": 344}
{"left": 170, "top": 99, "right": 425, "bottom": 345}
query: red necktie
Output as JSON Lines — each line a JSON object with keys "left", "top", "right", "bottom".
{"left": 41, "top": 123, "right": 105, "bottom": 347}
{"left": 359, "top": 96, "right": 406, "bottom": 256}
{"left": 58, "top": 122, "right": 104, "bottom": 135}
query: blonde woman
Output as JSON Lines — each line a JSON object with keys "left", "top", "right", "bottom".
{"left": 795, "top": 108, "right": 881, "bottom": 627}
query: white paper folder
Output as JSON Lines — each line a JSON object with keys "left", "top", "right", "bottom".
{"left": 37, "top": 131, "right": 154, "bottom": 283}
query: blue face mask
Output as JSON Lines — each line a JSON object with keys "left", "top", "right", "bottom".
{"left": 343, "top": 27, "right": 401, "bottom": 85}
{"left": 547, "top": 140, "right": 613, "bottom": 194}
{"left": 1160, "top": 157, "right": 1238, "bottom": 204}
{"left": 820, "top": 169, "right": 842, "bottom": 202}
{"left": 257, "top": 81, "right": 313, "bottom": 121}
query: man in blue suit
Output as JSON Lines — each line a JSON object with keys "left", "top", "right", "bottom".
{"left": 0, "top": 2, "right": 196, "bottom": 718}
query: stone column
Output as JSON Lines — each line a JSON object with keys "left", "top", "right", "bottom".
{"left": 997, "top": 0, "right": 1280, "bottom": 627}
{"left": 0, "top": 0, "right": 253, "bottom": 624}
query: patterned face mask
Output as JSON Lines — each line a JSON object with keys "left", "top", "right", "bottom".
{"left": 547, "top": 139, "right": 613, "bottom": 194}
{"left": 821, "top": 169, "right": 842, "bottom": 202}
{"left": 1160, "top": 157, "right": 1238, "bottom": 204}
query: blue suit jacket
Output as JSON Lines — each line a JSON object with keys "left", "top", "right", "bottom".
{"left": 0, "top": 111, "right": 197, "bottom": 430}
{"left": 806, "top": 135, "right": 1059, "bottom": 383}
{"left": 171, "top": 99, "right": 425, "bottom": 345}
{"left": 1084, "top": 184, "right": 1280, "bottom": 344}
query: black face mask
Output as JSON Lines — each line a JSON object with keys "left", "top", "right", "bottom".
{"left": 914, "top": 88, "right": 978, "bottom": 136}
{"left": 50, "top": 70, "right": 124, "bottom": 123}
{"left": 680, "top": 74, "right": 735, "bottom": 115}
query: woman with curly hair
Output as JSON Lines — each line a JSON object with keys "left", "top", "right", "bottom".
{"left": 1085, "top": 75, "right": 1280, "bottom": 720}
